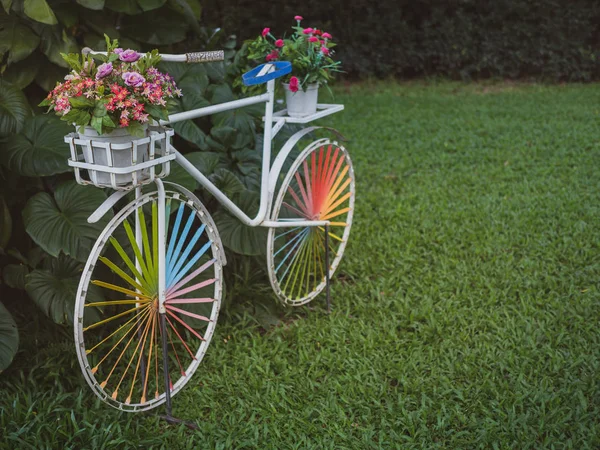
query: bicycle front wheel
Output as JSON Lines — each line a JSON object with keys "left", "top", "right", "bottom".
{"left": 74, "top": 188, "right": 224, "bottom": 411}
{"left": 267, "top": 138, "right": 355, "bottom": 306}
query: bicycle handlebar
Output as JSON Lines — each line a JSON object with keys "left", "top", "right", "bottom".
{"left": 81, "top": 48, "right": 224, "bottom": 64}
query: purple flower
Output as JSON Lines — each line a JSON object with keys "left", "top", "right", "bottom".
{"left": 95, "top": 62, "right": 113, "bottom": 80}
{"left": 119, "top": 49, "right": 140, "bottom": 63}
{"left": 113, "top": 48, "right": 124, "bottom": 54}
{"left": 122, "top": 71, "right": 145, "bottom": 87}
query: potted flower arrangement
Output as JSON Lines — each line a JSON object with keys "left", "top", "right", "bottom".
{"left": 247, "top": 16, "right": 342, "bottom": 117}
{"left": 39, "top": 35, "right": 181, "bottom": 185}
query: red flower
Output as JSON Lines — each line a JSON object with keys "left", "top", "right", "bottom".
{"left": 266, "top": 50, "right": 279, "bottom": 61}
{"left": 289, "top": 76, "right": 299, "bottom": 93}
{"left": 308, "top": 36, "right": 319, "bottom": 43}
{"left": 314, "top": 29, "right": 322, "bottom": 36}
{"left": 302, "top": 28, "right": 314, "bottom": 34}
{"left": 321, "top": 46, "right": 330, "bottom": 56}
{"left": 262, "top": 27, "right": 270, "bottom": 37}
{"left": 275, "top": 39, "right": 284, "bottom": 48}
{"left": 294, "top": 15, "right": 303, "bottom": 21}
{"left": 322, "top": 32, "right": 332, "bottom": 39}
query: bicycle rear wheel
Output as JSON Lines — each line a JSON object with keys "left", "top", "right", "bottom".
{"left": 74, "top": 188, "right": 223, "bottom": 411}
{"left": 267, "top": 139, "right": 355, "bottom": 306}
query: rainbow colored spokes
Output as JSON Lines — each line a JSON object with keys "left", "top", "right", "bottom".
{"left": 273, "top": 145, "right": 352, "bottom": 301}
{"left": 84, "top": 198, "right": 217, "bottom": 405}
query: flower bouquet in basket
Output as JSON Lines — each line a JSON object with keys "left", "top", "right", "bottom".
{"left": 247, "top": 16, "right": 342, "bottom": 117}
{"left": 39, "top": 35, "right": 181, "bottom": 186}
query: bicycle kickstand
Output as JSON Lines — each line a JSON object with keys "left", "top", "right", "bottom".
{"left": 159, "top": 313, "right": 199, "bottom": 430}
{"left": 325, "top": 224, "right": 331, "bottom": 314}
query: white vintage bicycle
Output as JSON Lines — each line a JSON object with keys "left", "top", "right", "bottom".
{"left": 66, "top": 49, "right": 355, "bottom": 420}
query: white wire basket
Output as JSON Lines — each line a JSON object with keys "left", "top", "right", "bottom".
{"left": 65, "top": 126, "right": 175, "bottom": 190}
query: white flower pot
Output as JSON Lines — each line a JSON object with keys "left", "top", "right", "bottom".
{"left": 77, "top": 125, "right": 149, "bottom": 186}
{"left": 283, "top": 82, "right": 319, "bottom": 118}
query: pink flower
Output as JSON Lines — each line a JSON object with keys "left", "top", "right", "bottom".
{"left": 321, "top": 46, "right": 330, "bottom": 56}
{"left": 303, "top": 28, "right": 314, "bottom": 34}
{"left": 265, "top": 50, "right": 279, "bottom": 62}
{"left": 122, "top": 71, "right": 145, "bottom": 87}
{"left": 294, "top": 15, "right": 303, "bottom": 21}
{"left": 275, "top": 39, "right": 284, "bottom": 48}
{"left": 308, "top": 36, "right": 319, "bottom": 43}
{"left": 262, "top": 27, "right": 270, "bottom": 37}
{"left": 95, "top": 62, "right": 113, "bottom": 80}
{"left": 322, "top": 32, "right": 332, "bottom": 39}
{"left": 119, "top": 49, "right": 141, "bottom": 62}
{"left": 289, "top": 76, "right": 299, "bottom": 93}
{"left": 113, "top": 48, "right": 123, "bottom": 54}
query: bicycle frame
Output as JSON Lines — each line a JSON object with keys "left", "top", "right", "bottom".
{"left": 84, "top": 49, "right": 333, "bottom": 229}
{"left": 162, "top": 80, "right": 330, "bottom": 229}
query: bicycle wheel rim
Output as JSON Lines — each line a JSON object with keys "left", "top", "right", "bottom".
{"left": 74, "top": 189, "right": 223, "bottom": 412}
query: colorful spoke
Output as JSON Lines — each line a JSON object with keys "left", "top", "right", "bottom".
{"left": 75, "top": 192, "right": 222, "bottom": 411}
{"left": 268, "top": 142, "right": 354, "bottom": 305}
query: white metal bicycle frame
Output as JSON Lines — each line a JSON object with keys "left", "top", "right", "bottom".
{"left": 162, "top": 79, "right": 331, "bottom": 229}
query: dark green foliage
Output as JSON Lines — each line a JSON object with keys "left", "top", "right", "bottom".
{"left": 0, "top": 0, "right": 266, "bottom": 364}
{"left": 1, "top": 81, "right": 600, "bottom": 447}
{"left": 203, "top": 0, "right": 600, "bottom": 80}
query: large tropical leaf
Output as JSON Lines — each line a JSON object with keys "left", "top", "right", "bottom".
{"left": 213, "top": 190, "right": 267, "bottom": 256}
{"left": 0, "top": 81, "right": 32, "bottom": 136}
{"left": 2, "top": 264, "right": 29, "bottom": 290}
{"left": 121, "top": 9, "right": 189, "bottom": 44}
{"left": 166, "top": 151, "right": 219, "bottom": 190}
{"left": 23, "top": 181, "right": 113, "bottom": 262}
{"left": 0, "top": 15, "right": 40, "bottom": 64}
{"left": 137, "top": 0, "right": 166, "bottom": 11}
{"left": 209, "top": 168, "right": 245, "bottom": 199}
{"left": 36, "top": 25, "right": 78, "bottom": 67}
{"left": 76, "top": 0, "right": 105, "bottom": 10}
{"left": 0, "top": 301, "right": 18, "bottom": 373}
{"left": 1, "top": 115, "right": 72, "bottom": 176}
{"left": 1, "top": 54, "right": 40, "bottom": 89}
{"left": 0, "top": 195, "right": 12, "bottom": 249}
{"left": 25, "top": 254, "right": 103, "bottom": 325}
{"left": 24, "top": 0, "right": 58, "bottom": 25}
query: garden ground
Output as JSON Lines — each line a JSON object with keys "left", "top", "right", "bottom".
{"left": 1, "top": 81, "right": 599, "bottom": 449}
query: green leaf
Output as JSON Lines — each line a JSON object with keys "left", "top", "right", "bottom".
{"left": 0, "top": 81, "right": 31, "bottom": 136}
{"left": 168, "top": 0, "right": 201, "bottom": 19}
{"left": 213, "top": 191, "right": 267, "bottom": 255}
{"left": 127, "top": 121, "right": 145, "bottom": 137}
{"left": 137, "top": 0, "right": 166, "bottom": 11}
{"left": 105, "top": 0, "right": 141, "bottom": 14}
{"left": 76, "top": 0, "right": 105, "bottom": 10}
{"left": 121, "top": 9, "right": 189, "bottom": 44}
{"left": 165, "top": 151, "right": 219, "bottom": 191}
{"left": 1, "top": 115, "right": 72, "bottom": 176}
{"left": 0, "top": 195, "right": 11, "bottom": 249}
{"left": 93, "top": 101, "right": 107, "bottom": 117}
{"left": 0, "top": 301, "right": 18, "bottom": 373}
{"left": 62, "top": 109, "right": 91, "bottom": 126}
{"left": 208, "top": 168, "right": 245, "bottom": 198}
{"left": 23, "top": 181, "right": 113, "bottom": 262}
{"left": 38, "top": 27, "right": 78, "bottom": 68}
{"left": 2, "top": 264, "right": 29, "bottom": 290}
{"left": 34, "top": 59, "right": 64, "bottom": 91}
{"left": 25, "top": 254, "right": 103, "bottom": 325}
{"left": 90, "top": 115, "right": 103, "bottom": 134}
{"left": 69, "top": 97, "right": 95, "bottom": 108}
{"left": 24, "top": 0, "right": 58, "bottom": 25}
{"left": 1, "top": 0, "right": 12, "bottom": 14}
{"left": 1, "top": 54, "right": 40, "bottom": 89}
{"left": 102, "top": 115, "right": 116, "bottom": 127}
{"left": 144, "top": 104, "right": 168, "bottom": 121}
{"left": 0, "top": 15, "right": 40, "bottom": 64}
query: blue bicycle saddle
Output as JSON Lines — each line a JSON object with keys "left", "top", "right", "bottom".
{"left": 242, "top": 61, "right": 292, "bottom": 86}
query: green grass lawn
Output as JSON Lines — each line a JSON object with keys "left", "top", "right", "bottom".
{"left": 2, "top": 81, "right": 600, "bottom": 449}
